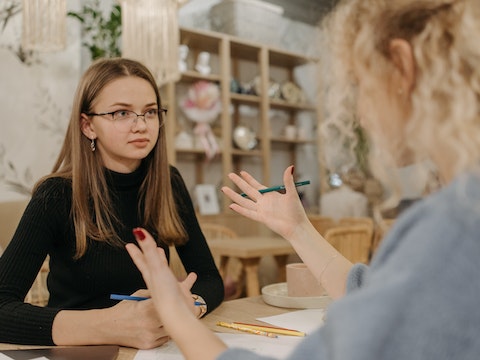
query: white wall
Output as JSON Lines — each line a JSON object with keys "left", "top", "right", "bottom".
{"left": 0, "top": 1, "right": 82, "bottom": 201}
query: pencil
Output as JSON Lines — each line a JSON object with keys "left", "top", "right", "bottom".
{"left": 216, "top": 321, "right": 278, "bottom": 338}
{"left": 233, "top": 322, "right": 306, "bottom": 337}
{"left": 240, "top": 180, "right": 310, "bottom": 197}
{"left": 110, "top": 294, "right": 205, "bottom": 306}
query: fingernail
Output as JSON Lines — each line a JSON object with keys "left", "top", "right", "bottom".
{"left": 291, "top": 166, "right": 295, "bottom": 175}
{"left": 133, "top": 228, "right": 146, "bottom": 240}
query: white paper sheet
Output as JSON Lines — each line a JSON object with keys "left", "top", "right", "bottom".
{"left": 133, "top": 332, "right": 303, "bottom": 360}
{"left": 133, "top": 309, "right": 326, "bottom": 360}
{"left": 257, "top": 308, "right": 326, "bottom": 335}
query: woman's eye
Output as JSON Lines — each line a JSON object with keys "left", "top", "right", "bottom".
{"left": 146, "top": 109, "right": 158, "bottom": 117}
{"left": 115, "top": 110, "right": 131, "bottom": 119}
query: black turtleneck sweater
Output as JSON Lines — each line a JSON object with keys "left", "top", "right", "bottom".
{"left": 0, "top": 165, "right": 224, "bottom": 345}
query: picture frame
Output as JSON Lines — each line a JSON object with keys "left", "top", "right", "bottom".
{"left": 194, "top": 184, "right": 220, "bottom": 215}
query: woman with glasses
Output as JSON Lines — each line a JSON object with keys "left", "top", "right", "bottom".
{"left": 126, "top": 0, "right": 480, "bottom": 359}
{"left": 0, "top": 58, "right": 224, "bottom": 348}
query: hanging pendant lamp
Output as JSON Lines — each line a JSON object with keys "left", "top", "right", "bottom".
{"left": 21, "top": 0, "right": 66, "bottom": 51}
{"left": 120, "top": 0, "right": 181, "bottom": 87}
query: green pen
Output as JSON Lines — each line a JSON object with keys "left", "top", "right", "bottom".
{"left": 240, "top": 180, "right": 311, "bottom": 197}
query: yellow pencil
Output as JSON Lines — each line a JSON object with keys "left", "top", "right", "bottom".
{"left": 233, "top": 322, "right": 306, "bottom": 337}
{"left": 216, "top": 321, "right": 278, "bottom": 338}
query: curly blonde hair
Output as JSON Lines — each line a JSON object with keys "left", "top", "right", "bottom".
{"left": 321, "top": 0, "right": 480, "bottom": 208}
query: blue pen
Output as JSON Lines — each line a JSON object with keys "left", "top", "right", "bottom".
{"left": 240, "top": 180, "right": 311, "bottom": 197}
{"left": 110, "top": 294, "right": 206, "bottom": 306}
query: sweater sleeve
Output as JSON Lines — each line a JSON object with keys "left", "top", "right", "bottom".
{"left": 0, "top": 178, "right": 67, "bottom": 345}
{"left": 169, "top": 167, "right": 224, "bottom": 313}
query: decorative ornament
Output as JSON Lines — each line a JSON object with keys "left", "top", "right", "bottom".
{"left": 180, "top": 81, "right": 222, "bottom": 160}
{"left": 21, "top": 0, "right": 66, "bottom": 51}
{"left": 194, "top": 51, "right": 211, "bottom": 75}
{"left": 179, "top": 44, "right": 189, "bottom": 73}
{"left": 120, "top": 0, "right": 182, "bottom": 87}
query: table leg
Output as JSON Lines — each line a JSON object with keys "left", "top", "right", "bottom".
{"left": 274, "top": 254, "right": 289, "bottom": 283}
{"left": 240, "top": 257, "right": 261, "bottom": 297}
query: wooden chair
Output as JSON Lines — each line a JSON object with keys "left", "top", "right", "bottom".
{"left": 308, "top": 215, "right": 337, "bottom": 236}
{"left": 338, "top": 216, "right": 375, "bottom": 246}
{"left": 324, "top": 225, "right": 372, "bottom": 264}
{"left": 200, "top": 223, "right": 243, "bottom": 299}
{"left": 371, "top": 218, "right": 396, "bottom": 258}
{"left": 25, "top": 259, "right": 50, "bottom": 306}
{"left": 169, "top": 222, "right": 239, "bottom": 281}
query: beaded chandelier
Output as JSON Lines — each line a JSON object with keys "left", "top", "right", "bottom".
{"left": 120, "top": 0, "right": 182, "bottom": 86}
{"left": 21, "top": 0, "right": 66, "bottom": 51}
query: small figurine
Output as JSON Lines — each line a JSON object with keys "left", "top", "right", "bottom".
{"left": 179, "top": 44, "right": 189, "bottom": 73}
{"left": 195, "top": 51, "right": 211, "bottom": 75}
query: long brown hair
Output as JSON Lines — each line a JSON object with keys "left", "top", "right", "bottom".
{"left": 35, "top": 58, "right": 187, "bottom": 258}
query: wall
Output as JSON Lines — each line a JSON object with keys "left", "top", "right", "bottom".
{"left": 0, "top": 1, "right": 82, "bottom": 202}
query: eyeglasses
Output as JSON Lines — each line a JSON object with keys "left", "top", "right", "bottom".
{"left": 86, "top": 108, "right": 167, "bottom": 132}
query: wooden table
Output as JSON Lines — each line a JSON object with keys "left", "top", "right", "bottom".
{"left": 208, "top": 236, "right": 297, "bottom": 297}
{"left": 0, "top": 296, "right": 301, "bottom": 360}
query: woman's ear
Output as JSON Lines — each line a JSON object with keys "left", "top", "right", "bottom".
{"left": 80, "top": 113, "right": 96, "bottom": 139}
{"left": 389, "top": 39, "right": 415, "bottom": 94}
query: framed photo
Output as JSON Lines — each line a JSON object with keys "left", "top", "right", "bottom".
{"left": 194, "top": 184, "right": 220, "bottom": 215}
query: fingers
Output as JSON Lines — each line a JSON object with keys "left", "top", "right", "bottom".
{"left": 181, "top": 272, "right": 198, "bottom": 291}
{"left": 283, "top": 165, "right": 297, "bottom": 194}
{"left": 225, "top": 172, "right": 263, "bottom": 202}
{"left": 126, "top": 228, "right": 169, "bottom": 282}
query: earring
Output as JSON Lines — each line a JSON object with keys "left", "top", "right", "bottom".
{"left": 90, "top": 137, "right": 96, "bottom": 152}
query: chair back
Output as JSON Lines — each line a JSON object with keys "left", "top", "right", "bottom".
{"left": 338, "top": 216, "right": 375, "bottom": 244}
{"left": 0, "top": 199, "right": 29, "bottom": 249}
{"left": 308, "top": 215, "right": 337, "bottom": 236}
{"left": 200, "top": 223, "right": 238, "bottom": 241}
{"left": 324, "top": 225, "right": 372, "bottom": 264}
{"left": 24, "top": 259, "right": 50, "bottom": 306}
{"left": 200, "top": 223, "right": 243, "bottom": 299}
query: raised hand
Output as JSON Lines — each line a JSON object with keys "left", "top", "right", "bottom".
{"left": 221, "top": 165, "right": 310, "bottom": 239}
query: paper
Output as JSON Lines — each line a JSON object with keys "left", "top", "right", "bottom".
{"left": 134, "top": 332, "right": 303, "bottom": 360}
{"left": 133, "top": 310, "right": 326, "bottom": 360}
{"left": 257, "top": 308, "right": 326, "bottom": 335}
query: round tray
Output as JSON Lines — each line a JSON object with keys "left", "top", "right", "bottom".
{"left": 261, "top": 283, "right": 332, "bottom": 309}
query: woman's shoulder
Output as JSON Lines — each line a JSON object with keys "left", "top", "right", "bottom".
{"left": 376, "top": 171, "right": 480, "bottom": 261}
{"left": 33, "top": 176, "right": 72, "bottom": 201}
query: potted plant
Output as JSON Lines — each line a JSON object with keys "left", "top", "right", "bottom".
{"left": 68, "top": 0, "right": 121, "bottom": 60}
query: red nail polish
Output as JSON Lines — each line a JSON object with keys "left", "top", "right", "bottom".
{"left": 133, "top": 228, "right": 146, "bottom": 240}
{"left": 291, "top": 166, "right": 295, "bottom": 175}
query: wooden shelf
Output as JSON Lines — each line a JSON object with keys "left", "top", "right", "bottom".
{"left": 165, "top": 27, "right": 322, "bottom": 212}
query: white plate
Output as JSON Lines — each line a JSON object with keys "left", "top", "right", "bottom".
{"left": 261, "top": 283, "right": 332, "bottom": 309}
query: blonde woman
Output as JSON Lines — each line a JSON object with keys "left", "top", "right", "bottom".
{"left": 0, "top": 58, "right": 224, "bottom": 348}
{"left": 127, "top": 0, "right": 480, "bottom": 359}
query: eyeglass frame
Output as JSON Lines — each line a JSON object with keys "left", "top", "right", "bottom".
{"left": 84, "top": 108, "right": 167, "bottom": 131}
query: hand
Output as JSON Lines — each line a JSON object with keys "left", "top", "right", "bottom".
{"left": 221, "top": 165, "right": 310, "bottom": 239}
{"left": 105, "top": 289, "right": 170, "bottom": 349}
{"left": 126, "top": 228, "right": 199, "bottom": 331}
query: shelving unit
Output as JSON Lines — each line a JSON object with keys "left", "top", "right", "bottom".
{"left": 163, "top": 27, "right": 322, "bottom": 212}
